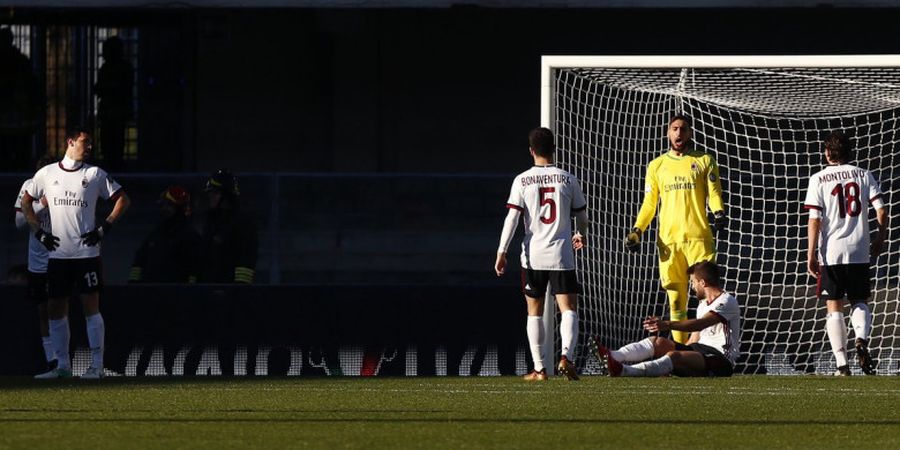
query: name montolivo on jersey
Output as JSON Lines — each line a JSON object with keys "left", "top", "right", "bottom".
{"left": 520, "top": 173, "right": 571, "bottom": 187}
{"left": 818, "top": 168, "right": 867, "bottom": 184}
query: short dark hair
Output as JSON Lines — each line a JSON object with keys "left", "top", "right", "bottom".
{"left": 65, "top": 125, "right": 92, "bottom": 142}
{"left": 528, "top": 127, "right": 556, "bottom": 158}
{"left": 669, "top": 115, "right": 692, "bottom": 129}
{"left": 688, "top": 260, "right": 721, "bottom": 287}
{"left": 824, "top": 131, "right": 852, "bottom": 163}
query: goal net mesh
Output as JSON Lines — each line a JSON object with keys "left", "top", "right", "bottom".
{"left": 553, "top": 66, "right": 900, "bottom": 375}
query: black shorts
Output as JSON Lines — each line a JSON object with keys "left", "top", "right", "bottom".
{"left": 818, "top": 263, "right": 870, "bottom": 302}
{"left": 47, "top": 257, "right": 103, "bottom": 298}
{"left": 27, "top": 270, "right": 49, "bottom": 305}
{"left": 521, "top": 269, "right": 581, "bottom": 298}
{"left": 674, "top": 342, "right": 734, "bottom": 377}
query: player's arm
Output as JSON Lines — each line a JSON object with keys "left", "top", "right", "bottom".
{"left": 803, "top": 179, "right": 823, "bottom": 279}
{"left": 643, "top": 312, "right": 721, "bottom": 334}
{"left": 706, "top": 156, "right": 726, "bottom": 230}
{"left": 573, "top": 208, "right": 588, "bottom": 250}
{"left": 871, "top": 205, "right": 889, "bottom": 258}
{"left": 807, "top": 217, "right": 821, "bottom": 279}
{"left": 106, "top": 191, "right": 131, "bottom": 224}
{"left": 82, "top": 191, "right": 130, "bottom": 246}
{"left": 19, "top": 191, "right": 41, "bottom": 233}
{"left": 626, "top": 161, "right": 659, "bottom": 251}
{"left": 496, "top": 206, "right": 521, "bottom": 276}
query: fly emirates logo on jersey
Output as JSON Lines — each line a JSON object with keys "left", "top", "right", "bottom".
{"left": 663, "top": 175, "right": 696, "bottom": 193}
{"left": 53, "top": 189, "right": 89, "bottom": 208}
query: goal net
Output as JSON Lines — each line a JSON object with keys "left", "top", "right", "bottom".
{"left": 543, "top": 56, "right": 900, "bottom": 375}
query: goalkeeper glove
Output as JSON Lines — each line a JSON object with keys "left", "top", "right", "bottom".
{"left": 624, "top": 227, "right": 641, "bottom": 252}
{"left": 81, "top": 220, "right": 113, "bottom": 247}
{"left": 712, "top": 211, "right": 727, "bottom": 232}
{"left": 35, "top": 229, "right": 60, "bottom": 251}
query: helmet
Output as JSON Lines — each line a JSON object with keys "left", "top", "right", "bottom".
{"left": 205, "top": 169, "right": 240, "bottom": 197}
{"left": 160, "top": 185, "right": 190, "bottom": 207}
{"left": 160, "top": 185, "right": 191, "bottom": 216}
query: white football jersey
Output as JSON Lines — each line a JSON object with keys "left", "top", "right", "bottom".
{"left": 14, "top": 178, "right": 52, "bottom": 273}
{"left": 803, "top": 164, "right": 884, "bottom": 265}
{"left": 26, "top": 158, "right": 123, "bottom": 259}
{"left": 506, "top": 165, "right": 587, "bottom": 270}
{"left": 696, "top": 292, "right": 741, "bottom": 365}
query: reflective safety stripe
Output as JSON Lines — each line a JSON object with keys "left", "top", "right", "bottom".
{"left": 234, "top": 267, "right": 255, "bottom": 283}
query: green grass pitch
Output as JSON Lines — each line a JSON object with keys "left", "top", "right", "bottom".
{"left": 1, "top": 376, "right": 898, "bottom": 449}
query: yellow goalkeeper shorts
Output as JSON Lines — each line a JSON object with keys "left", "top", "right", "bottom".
{"left": 656, "top": 239, "right": 716, "bottom": 290}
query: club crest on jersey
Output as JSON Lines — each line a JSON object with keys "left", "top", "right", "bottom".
{"left": 709, "top": 173, "right": 718, "bottom": 182}
{"left": 82, "top": 177, "right": 89, "bottom": 188}
{"left": 691, "top": 162, "right": 699, "bottom": 173}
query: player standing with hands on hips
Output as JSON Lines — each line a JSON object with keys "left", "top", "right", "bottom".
{"left": 625, "top": 115, "right": 726, "bottom": 344}
{"left": 804, "top": 131, "right": 887, "bottom": 376}
{"left": 495, "top": 127, "right": 589, "bottom": 381}
{"left": 21, "top": 126, "right": 130, "bottom": 379}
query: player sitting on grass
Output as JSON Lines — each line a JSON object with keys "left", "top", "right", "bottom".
{"left": 593, "top": 261, "right": 740, "bottom": 377}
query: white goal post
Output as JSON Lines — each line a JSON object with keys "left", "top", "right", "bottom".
{"left": 541, "top": 55, "right": 900, "bottom": 375}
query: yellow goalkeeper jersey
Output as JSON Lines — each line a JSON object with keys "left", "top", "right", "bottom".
{"left": 633, "top": 149, "right": 724, "bottom": 244}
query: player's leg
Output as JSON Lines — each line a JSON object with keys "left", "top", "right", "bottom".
{"left": 28, "top": 271, "right": 56, "bottom": 368}
{"left": 36, "top": 259, "right": 73, "bottom": 378}
{"left": 847, "top": 264, "right": 875, "bottom": 374}
{"left": 79, "top": 257, "right": 105, "bottom": 378}
{"left": 611, "top": 336, "right": 663, "bottom": 362}
{"left": 658, "top": 241, "right": 689, "bottom": 343}
{"left": 821, "top": 265, "right": 851, "bottom": 376}
{"left": 523, "top": 270, "right": 548, "bottom": 381}
{"left": 665, "top": 351, "right": 708, "bottom": 377}
{"left": 552, "top": 270, "right": 580, "bottom": 380}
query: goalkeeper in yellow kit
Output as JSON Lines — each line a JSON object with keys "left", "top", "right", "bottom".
{"left": 625, "top": 115, "right": 726, "bottom": 344}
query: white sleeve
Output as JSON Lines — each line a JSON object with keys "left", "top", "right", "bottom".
{"left": 98, "top": 168, "right": 123, "bottom": 200}
{"left": 497, "top": 208, "right": 521, "bottom": 253}
{"left": 26, "top": 170, "right": 43, "bottom": 199}
{"left": 868, "top": 171, "right": 885, "bottom": 210}
{"left": 505, "top": 177, "right": 524, "bottom": 211}
{"left": 803, "top": 176, "right": 822, "bottom": 219}
{"left": 14, "top": 180, "right": 29, "bottom": 229}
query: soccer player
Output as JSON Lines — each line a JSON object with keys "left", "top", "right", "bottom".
{"left": 804, "top": 131, "right": 887, "bottom": 376}
{"left": 625, "top": 115, "right": 726, "bottom": 344}
{"left": 21, "top": 126, "right": 131, "bottom": 379}
{"left": 594, "top": 261, "right": 740, "bottom": 377}
{"left": 495, "top": 127, "right": 589, "bottom": 381}
{"left": 14, "top": 154, "right": 58, "bottom": 372}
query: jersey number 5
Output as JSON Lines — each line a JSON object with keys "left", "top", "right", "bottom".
{"left": 830, "top": 182, "right": 862, "bottom": 218}
{"left": 539, "top": 187, "right": 557, "bottom": 224}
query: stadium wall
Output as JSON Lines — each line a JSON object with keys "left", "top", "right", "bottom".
{"left": 0, "top": 284, "right": 528, "bottom": 377}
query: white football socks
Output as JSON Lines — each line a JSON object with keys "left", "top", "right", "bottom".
{"left": 612, "top": 337, "right": 655, "bottom": 363}
{"left": 849, "top": 303, "right": 872, "bottom": 341}
{"left": 527, "top": 315, "right": 545, "bottom": 372}
{"left": 559, "top": 310, "right": 578, "bottom": 361}
{"left": 826, "top": 311, "right": 848, "bottom": 367}
{"left": 49, "top": 318, "right": 70, "bottom": 370}
{"left": 622, "top": 355, "right": 673, "bottom": 377}
{"left": 85, "top": 313, "right": 105, "bottom": 369}
{"left": 41, "top": 336, "right": 55, "bottom": 363}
